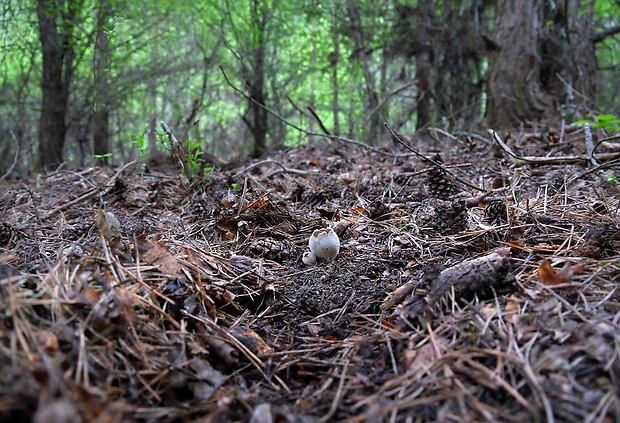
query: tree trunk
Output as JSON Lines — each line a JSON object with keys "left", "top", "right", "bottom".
{"left": 37, "top": 0, "right": 78, "bottom": 170}
{"left": 487, "top": 1, "right": 568, "bottom": 129}
{"left": 413, "top": 1, "right": 433, "bottom": 131}
{"left": 248, "top": 0, "right": 268, "bottom": 158}
{"left": 93, "top": 0, "right": 111, "bottom": 166}
{"left": 330, "top": 16, "right": 340, "bottom": 136}
{"left": 565, "top": 0, "right": 596, "bottom": 119}
{"left": 346, "top": 0, "right": 381, "bottom": 143}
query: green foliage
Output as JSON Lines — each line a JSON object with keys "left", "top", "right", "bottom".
{"left": 131, "top": 129, "right": 149, "bottom": 157}
{"left": 575, "top": 113, "right": 620, "bottom": 132}
{"left": 1, "top": 0, "right": 619, "bottom": 171}
{"left": 185, "top": 138, "right": 204, "bottom": 172}
{"left": 606, "top": 173, "right": 617, "bottom": 184}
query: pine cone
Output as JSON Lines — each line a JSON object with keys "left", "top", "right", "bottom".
{"left": 427, "top": 166, "right": 456, "bottom": 200}
{"left": 485, "top": 200, "right": 507, "bottom": 222}
{"left": 0, "top": 220, "right": 15, "bottom": 246}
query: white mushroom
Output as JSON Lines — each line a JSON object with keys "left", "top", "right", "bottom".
{"left": 308, "top": 227, "right": 340, "bottom": 260}
{"left": 302, "top": 251, "right": 317, "bottom": 265}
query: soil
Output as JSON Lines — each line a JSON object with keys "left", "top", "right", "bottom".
{"left": 1, "top": 128, "right": 619, "bottom": 422}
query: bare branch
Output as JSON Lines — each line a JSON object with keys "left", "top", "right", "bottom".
{"left": 219, "top": 66, "right": 403, "bottom": 157}
{"left": 0, "top": 131, "right": 19, "bottom": 180}
{"left": 593, "top": 25, "right": 620, "bottom": 43}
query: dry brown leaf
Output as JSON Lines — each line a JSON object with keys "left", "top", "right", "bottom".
{"left": 304, "top": 321, "right": 321, "bottom": 337}
{"left": 230, "top": 326, "right": 273, "bottom": 355}
{"left": 402, "top": 339, "right": 446, "bottom": 374}
{"left": 136, "top": 235, "right": 182, "bottom": 276}
{"left": 37, "top": 332, "right": 59, "bottom": 356}
{"left": 556, "top": 261, "right": 574, "bottom": 283}
{"left": 504, "top": 295, "right": 521, "bottom": 324}
{"left": 537, "top": 259, "right": 560, "bottom": 285}
{"left": 537, "top": 259, "right": 572, "bottom": 285}
{"left": 70, "top": 288, "right": 101, "bottom": 306}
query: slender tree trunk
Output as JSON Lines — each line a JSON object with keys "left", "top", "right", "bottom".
{"left": 36, "top": 0, "right": 78, "bottom": 170}
{"left": 248, "top": 0, "right": 268, "bottom": 157}
{"left": 565, "top": 0, "right": 596, "bottom": 119}
{"left": 414, "top": 1, "right": 433, "bottom": 131}
{"left": 346, "top": 0, "right": 380, "bottom": 143}
{"left": 309, "top": 12, "right": 317, "bottom": 141}
{"left": 330, "top": 15, "right": 340, "bottom": 136}
{"left": 93, "top": 0, "right": 111, "bottom": 166}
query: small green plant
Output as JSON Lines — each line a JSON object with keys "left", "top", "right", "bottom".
{"left": 575, "top": 113, "right": 620, "bottom": 132}
{"left": 94, "top": 153, "right": 113, "bottom": 159}
{"left": 606, "top": 173, "right": 617, "bottom": 184}
{"left": 131, "top": 129, "right": 149, "bottom": 157}
{"left": 156, "top": 130, "right": 169, "bottom": 150}
{"left": 186, "top": 138, "right": 204, "bottom": 172}
{"left": 231, "top": 182, "right": 238, "bottom": 190}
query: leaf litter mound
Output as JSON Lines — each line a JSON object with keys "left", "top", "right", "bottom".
{"left": 1, "top": 127, "right": 620, "bottom": 422}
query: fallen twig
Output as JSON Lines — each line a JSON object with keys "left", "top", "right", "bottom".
{"left": 42, "top": 161, "right": 137, "bottom": 220}
{"left": 488, "top": 128, "right": 620, "bottom": 166}
{"left": 385, "top": 122, "right": 485, "bottom": 192}
{"left": 220, "top": 66, "right": 407, "bottom": 157}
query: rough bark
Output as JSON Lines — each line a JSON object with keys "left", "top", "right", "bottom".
{"left": 36, "top": 0, "right": 78, "bottom": 170}
{"left": 391, "top": 1, "right": 490, "bottom": 132}
{"left": 486, "top": 0, "right": 594, "bottom": 129}
{"left": 565, "top": 0, "right": 596, "bottom": 117}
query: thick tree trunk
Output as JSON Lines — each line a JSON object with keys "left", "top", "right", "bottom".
{"left": 413, "top": 0, "right": 433, "bottom": 131}
{"left": 487, "top": 2, "right": 551, "bottom": 128}
{"left": 565, "top": 0, "right": 596, "bottom": 118}
{"left": 486, "top": 0, "right": 593, "bottom": 129}
{"left": 415, "top": 49, "right": 431, "bottom": 131}
{"left": 37, "top": 0, "right": 76, "bottom": 170}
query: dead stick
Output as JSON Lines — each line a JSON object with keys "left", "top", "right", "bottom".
{"left": 307, "top": 105, "right": 332, "bottom": 136}
{"left": 385, "top": 122, "right": 485, "bottom": 192}
{"left": 42, "top": 161, "right": 137, "bottom": 220}
{"left": 489, "top": 129, "right": 592, "bottom": 166}
{"left": 220, "top": 66, "right": 402, "bottom": 157}
{"left": 160, "top": 121, "right": 194, "bottom": 182}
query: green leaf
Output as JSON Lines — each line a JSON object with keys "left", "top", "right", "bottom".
{"left": 94, "top": 153, "right": 113, "bottom": 159}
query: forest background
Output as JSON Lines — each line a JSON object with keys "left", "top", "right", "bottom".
{"left": 1, "top": 0, "right": 619, "bottom": 175}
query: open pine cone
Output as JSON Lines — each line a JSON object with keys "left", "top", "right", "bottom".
{"left": 427, "top": 165, "right": 456, "bottom": 200}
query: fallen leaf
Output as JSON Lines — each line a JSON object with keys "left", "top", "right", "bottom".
{"left": 538, "top": 259, "right": 572, "bottom": 285}
{"left": 136, "top": 235, "right": 182, "bottom": 276}
{"left": 304, "top": 321, "right": 321, "bottom": 337}
{"left": 504, "top": 295, "right": 521, "bottom": 324}
{"left": 230, "top": 326, "right": 273, "bottom": 355}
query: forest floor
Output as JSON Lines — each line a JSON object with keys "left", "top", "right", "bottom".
{"left": 1, "top": 127, "right": 620, "bottom": 423}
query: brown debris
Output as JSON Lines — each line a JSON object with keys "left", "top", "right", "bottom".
{"left": 1, "top": 130, "right": 620, "bottom": 422}
{"left": 428, "top": 248, "right": 515, "bottom": 306}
